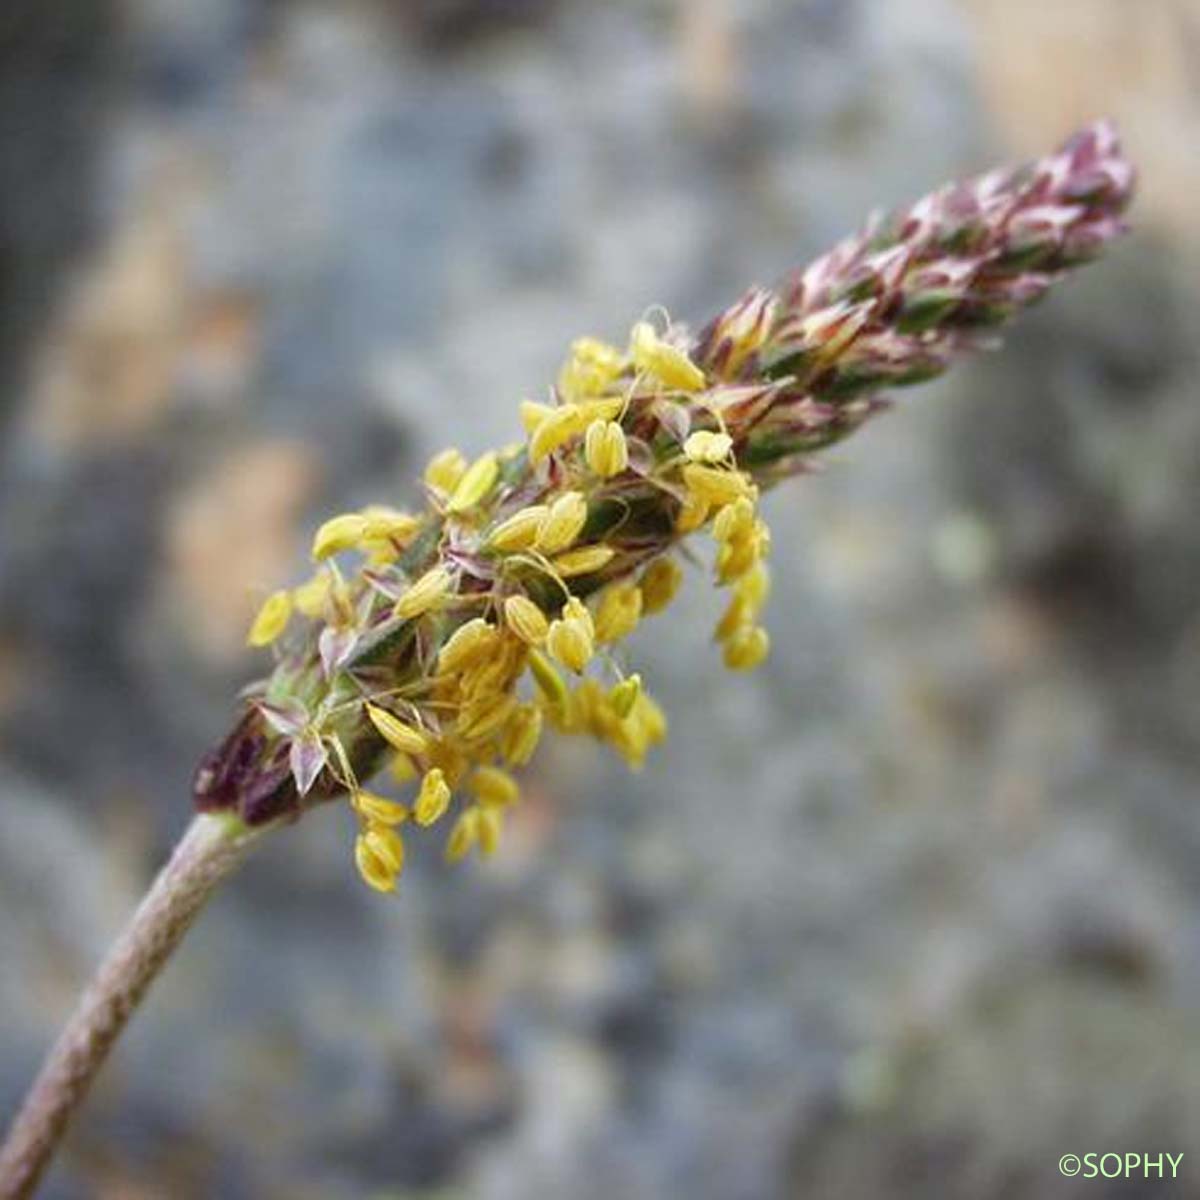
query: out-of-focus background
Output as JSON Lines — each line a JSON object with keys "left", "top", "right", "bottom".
{"left": 1, "top": 1, "right": 1198, "bottom": 1196}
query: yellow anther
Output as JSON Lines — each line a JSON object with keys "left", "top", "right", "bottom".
{"left": 470, "top": 765, "right": 520, "bottom": 808}
{"left": 415, "top": 768, "right": 452, "bottom": 826}
{"left": 714, "top": 594, "right": 750, "bottom": 643}
{"left": 355, "top": 831, "right": 400, "bottom": 893}
{"left": 395, "top": 565, "right": 452, "bottom": 619}
{"left": 477, "top": 806, "right": 503, "bottom": 857}
{"left": 547, "top": 614, "right": 594, "bottom": 674}
{"left": 558, "top": 337, "right": 625, "bottom": 402}
{"left": 590, "top": 583, "right": 638, "bottom": 648}
{"left": 489, "top": 505, "right": 549, "bottom": 552}
{"left": 561, "top": 596, "right": 595, "bottom": 639}
{"left": 529, "top": 405, "right": 587, "bottom": 464}
{"left": 446, "top": 451, "right": 499, "bottom": 514}
{"left": 737, "top": 562, "right": 770, "bottom": 610}
{"left": 529, "top": 650, "right": 568, "bottom": 707}
{"left": 712, "top": 496, "right": 755, "bottom": 543}
{"left": 366, "top": 704, "right": 431, "bottom": 756}
{"left": 535, "top": 491, "right": 589, "bottom": 555}
{"left": 424, "top": 447, "right": 468, "bottom": 494}
{"left": 594, "top": 583, "right": 642, "bottom": 644}
{"left": 630, "top": 321, "right": 706, "bottom": 391}
{"left": 445, "top": 808, "right": 480, "bottom": 863}
{"left": 501, "top": 703, "right": 543, "bottom": 764}
{"left": 639, "top": 557, "right": 683, "bottom": 616}
{"left": 571, "top": 337, "right": 624, "bottom": 374}
{"left": 246, "top": 590, "right": 293, "bottom": 647}
{"left": 584, "top": 419, "right": 629, "bottom": 477}
{"left": 504, "top": 594, "right": 549, "bottom": 646}
{"left": 438, "top": 618, "right": 497, "bottom": 674}
{"left": 602, "top": 687, "right": 668, "bottom": 769}
{"left": 723, "top": 624, "right": 770, "bottom": 671}
{"left": 675, "top": 490, "right": 711, "bottom": 534}
{"left": 715, "top": 529, "right": 764, "bottom": 584}
{"left": 311, "top": 513, "right": 370, "bottom": 561}
{"left": 553, "top": 545, "right": 615, "bottom": 578}
{"left": 364, "top": 823, "right": 405, "bottom": 874}
{"left": 353, "top": 790, "right": 410, "bottom": 826}
{"left": 682, "top": 463, "right": 756, "bottom": 509}
{"left": 361, "top": 506, "right": 421, "bottom": 544}
{"left": 635, "top": 692, "right": 668, "bottom": 744}
{"left": 292, "top": 571, "right": 333, "bottom": 619}
{"left": 457, "top": 690, "right": 519, "bottom": 741}
{"left": 579, "top": 395, "right": 625, "bottom": 422}
{"left": 610, "top": 673, "right": 642, "bottom": 719}
{"left": 684, "top": 429, "right": 733, "bottom": 464}
{"left": 520, "top": 399, "right": 556, "bottom": 434}
{"left": 460, "top": 635, "right": 526, "bottom": 699}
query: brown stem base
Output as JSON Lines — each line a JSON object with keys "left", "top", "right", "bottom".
{"left": 0, "top": 814, "right": 263, "bottom": 1199}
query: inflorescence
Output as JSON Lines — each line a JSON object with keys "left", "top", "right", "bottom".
{"left": 195, "top": 122, "right": 1134, "bottom": 894}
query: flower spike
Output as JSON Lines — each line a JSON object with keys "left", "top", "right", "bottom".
{"left": 194, "top": 122, "right": 1134, "bottom": 891}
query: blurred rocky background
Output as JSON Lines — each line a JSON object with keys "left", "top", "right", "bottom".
{"left": 1, "top": 1, "right": 1198, "bottom": 1196}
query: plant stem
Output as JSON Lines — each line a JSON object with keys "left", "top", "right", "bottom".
{"left": 0, "top": 813, "right": 266, "bottom": 1200}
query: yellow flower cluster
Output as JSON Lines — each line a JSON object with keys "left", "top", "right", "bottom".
{"left": 245, "top": 316, "right": 775, "bottom": 894}
{"left": 210, "top": 122, "right": 1134, "bottom": 878}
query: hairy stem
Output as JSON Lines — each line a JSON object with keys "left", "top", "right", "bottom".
{"left": 0, "top": 814, "right": 266, "bottom": 1199}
